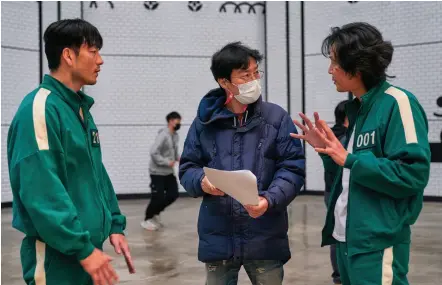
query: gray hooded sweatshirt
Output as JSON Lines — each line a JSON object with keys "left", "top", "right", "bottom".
{"left": 149, "top": 127, "right": 179, "bottom": 176}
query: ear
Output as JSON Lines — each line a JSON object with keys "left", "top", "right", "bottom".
{"left": 61, "top": 47, "right": 75, "bottom": 67}
{"left": 351, "top": 70, "right": 363, "bottom": 80}
{"left": 217, "top": 78, "right": 229, "bottom": 90}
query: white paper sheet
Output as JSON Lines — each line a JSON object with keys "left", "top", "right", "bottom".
{"left": 203, "top": 167, "right": 260, "bottom": 206}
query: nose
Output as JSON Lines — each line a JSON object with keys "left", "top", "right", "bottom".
{"left": 328, "top": 63, "right": 333, "bottom": 75}
{"left": 97, "top": 52, "right": 104, "bottom": 65}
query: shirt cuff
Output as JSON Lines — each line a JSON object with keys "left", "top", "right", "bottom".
{"left": 261, "top": 192, "right": 274, "bottom": 209}
{"left": 344, "top": 153, "right": 358, "bottom": 169}
{"left": 75, "top": 241, "right": 96, "bottom": 261}
{"left": 110, "top": 223, "right": 125, "bottom": 236}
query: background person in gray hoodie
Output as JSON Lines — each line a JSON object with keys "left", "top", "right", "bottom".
{"left": 141, "top": 111, "right": 182, "bottom": 231}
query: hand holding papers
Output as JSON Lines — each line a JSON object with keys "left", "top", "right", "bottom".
{"left": 201, "top": 175, "right": 225, "bottom": 196}
{"left": 203, "top": 167, "right": 260, "bottom": 206}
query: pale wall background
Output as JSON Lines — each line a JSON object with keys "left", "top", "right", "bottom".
{"left": 2, "top": 1, "right": 441, "bottom": 203}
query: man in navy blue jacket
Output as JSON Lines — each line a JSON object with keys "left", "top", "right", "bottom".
{"left": 179, "top": 42, "right": 306, "bottom": 285}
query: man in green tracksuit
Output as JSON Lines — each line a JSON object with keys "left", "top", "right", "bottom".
{"left": 7, "top": 19, "right": 135, "bottom": 285}
{"left": 292, "top": 22, "right": 431, "bottom": 285}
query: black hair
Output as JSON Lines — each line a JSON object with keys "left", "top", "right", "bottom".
{"left": 210, "top": 41, "right": 263, "bottom": 81}
{"left": 166, "top": 111, "right": 181, "bottom": 122}
{"left": 321, "top": 22, "right": 395, "bottom": 90}
{"left": 43, "top": 18, "right": 103, "bottom": 71}
{"left": 334, "top": 100, "right": 349, "bottom": 125}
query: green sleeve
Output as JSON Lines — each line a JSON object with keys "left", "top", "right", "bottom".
{"left": 102, "top": 164, "right": 126, "bottom": 235}
{"left": 321, "top": 153, "right": 340, "bottom": 176}
{"left": 344, "top": 97, "right": 431, "bottom": 199}
{"left": 14, "top": 106, "right": 95, "bottom": 261}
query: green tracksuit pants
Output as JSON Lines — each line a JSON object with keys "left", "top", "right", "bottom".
{"left": 336, "top": 242, "right": 410, "bottom": 285}
{"left": 20, "top": 236, "right": 94, "bottom": 285}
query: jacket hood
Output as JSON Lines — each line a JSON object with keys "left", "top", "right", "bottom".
{"left": 197, "top": 87, "right": 262, "bottom": 125}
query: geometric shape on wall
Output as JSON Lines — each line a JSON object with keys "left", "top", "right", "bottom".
{"left": 90, "top": 1, "right": 114, "bottom": 9}
{"left": 219, "top": 2, "right": 265, "bottom": 14}
{"left": 144, "top": 1, "right": 159, "bottom": 10}
{"left": 188, "top": 1, "right": 203, "bottom": 12}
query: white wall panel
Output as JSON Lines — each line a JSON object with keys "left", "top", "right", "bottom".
{"left": 288, "top": 1, "right": 303, "bottom": 119}
{"left": 304, "top": 1, "right": 442, "bottom": 55}
{"left": 83, "top": 1, "right": 265, "bottom": 56}
{"left": 265, "top": 2, "right": 288, "bottom": 110}
{"left": 84, "top": 56, "right": 216, "bottom": 125}
{"left": 60, "top": 1, "right": 82, "bottom": 20}
{"left": 1, "top": 1, "right": 39, "bottom": 50}
{"left": 1, "top": 2, "right": 40, "bottom": 202}
{"left": 41, "top": 1, "right": 58, "bottom": 79}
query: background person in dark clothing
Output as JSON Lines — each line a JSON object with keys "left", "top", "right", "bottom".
{"left": 324, "top": 100, "right": 349, "bottom": 285}
{"left": 141, "top": 111, "right": 182, "bottom": 231}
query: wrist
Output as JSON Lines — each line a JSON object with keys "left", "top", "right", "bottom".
{"left": 197, "top": 172, "right": 206, "bottom": 196}
{"left": 263, "top": 197, "right": 269, "bottom": 211}
{"left": 76, "top": 241, "right": 96, "bottom": 261}
{"left": 261, "top": 194, "right": 273, "bottom": 210}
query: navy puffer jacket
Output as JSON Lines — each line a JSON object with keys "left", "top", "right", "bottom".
{"left": 179, "top": 88, "right": 305, "bottom": 263}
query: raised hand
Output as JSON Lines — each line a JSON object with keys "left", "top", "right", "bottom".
{"left": 312, "top": 120, "right": 349, "bottom": 166}
{"left": 291, "top": 112, "right": 327, "bottom": 149}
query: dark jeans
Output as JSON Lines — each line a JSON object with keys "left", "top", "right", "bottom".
{"left": 144, "top": 174, "right": 179, "bottom": 220}
{"left": 325, "top": 191, "right": 341, "bottom": 284}
{"left": 205, "top": 259, "right": 284, "bottom": 285}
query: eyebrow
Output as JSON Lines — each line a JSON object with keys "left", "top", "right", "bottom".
{"left": 242, "top": 66, "right": 258, "bottom": 72}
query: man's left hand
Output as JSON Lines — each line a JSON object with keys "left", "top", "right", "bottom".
{"left": 245, "top": 196, "right": 269, "bottom": 218}
{"left": 314, "top": 120, "right": 349, "bottom": 166}
{"left": 109, "top": 234, "right": 136, "bottom": 274}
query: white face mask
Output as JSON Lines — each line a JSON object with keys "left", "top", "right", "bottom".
{"left": 234, "top": 79, "right": 262, "bottom": 105}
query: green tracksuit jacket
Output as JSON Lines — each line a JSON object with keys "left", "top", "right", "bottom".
{"left": 321, "top": 81, "right": 431, "bottom": 257}
{"left": 7, "top": 75, "right": 126, "bottom": 263}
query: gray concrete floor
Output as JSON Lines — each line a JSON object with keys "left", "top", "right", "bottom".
{"left": 2, "top": 195, "right": 441, "bottom": 284}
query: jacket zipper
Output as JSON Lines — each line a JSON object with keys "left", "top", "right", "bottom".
{"left": 230, "top": 193, "right": 234, "bottom": 259}
{"left": 81, "top": 106, "right": 107, "bottom": 241}
{"left": 256, "top": 140, "right": 263, "bottom": 186}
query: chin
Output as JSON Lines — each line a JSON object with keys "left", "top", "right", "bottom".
{"left": 335, "top": 85, "right": 348, "bottom": 93}
{"left": 86, "top": 78, "right": 98, "bottom": 85}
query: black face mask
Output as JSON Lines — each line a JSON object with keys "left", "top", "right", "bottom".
{"left": 174, "top": 123, "right": 181, "bottom": 131}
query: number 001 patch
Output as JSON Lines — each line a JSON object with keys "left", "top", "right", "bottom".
{"left": 355, "top": 130, "right": 376, "bottom": 150}
{"left": 91, "top": 129, "right": 100, "bottom": 147}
